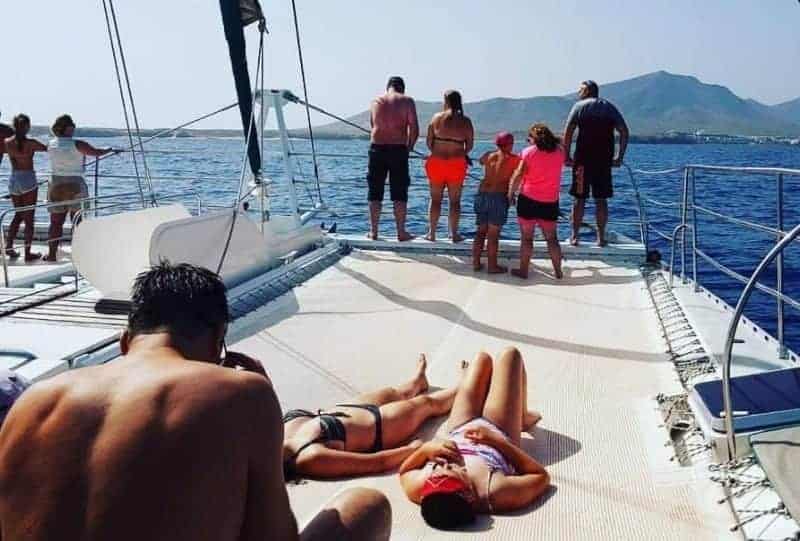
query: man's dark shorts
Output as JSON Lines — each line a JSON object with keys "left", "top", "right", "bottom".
{"left": 474, "top": 192, "right": 509, "bottom": 227}
{"left": 569, "top": 164, "right": 613, "bottom": 199}
{"left": 367, "top": 144, "right": 410, "bottom": 202}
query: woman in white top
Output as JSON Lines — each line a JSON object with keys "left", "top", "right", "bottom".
{"left": 45, "top": 115, "right": 113, "bottom": 262}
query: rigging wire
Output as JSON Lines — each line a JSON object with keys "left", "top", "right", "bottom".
{"left": 216, "top": 24, "right": 266, "bottom": 275}
{"left": 100, "top": 0, "right": 145, "bottom": 207}
{"left": 106, "top": 0, "right": 157, "bottom": 206}
{"left": 86, "top": 103, "right": 240, "bottom": 169}
{"left": 289, "top": 0, "right": 324, "bottom": 204}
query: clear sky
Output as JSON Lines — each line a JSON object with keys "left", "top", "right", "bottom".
{"left": 2, "top": 0, "right": 799, "bottom": 130}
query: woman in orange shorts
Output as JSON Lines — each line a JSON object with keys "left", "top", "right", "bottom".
{"left": 508, "top": 124, "right": 565, "bottom": 279}
{"left": 425, "top": 90, "right": 474, "bottom": 242}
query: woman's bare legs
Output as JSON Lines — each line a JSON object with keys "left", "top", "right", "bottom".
{"left": 481, "top": 347, "right": 526, "bottom": 445}
{"left": 352, "top": 354, "right": 429, "bottom": 406}
{"left": 301, "top": 487, "right": 391, "bottom": 541}
{"left": 543, "top": 226, "right": 563, "bottom": 279}
{"left": 512, "top": 225, "right": 534, "bottom": 279}
{"left": 446, "top": 351, "right": 493, "bottom": 430}
{"left": 447, "top": 182, "right": 464, "bottom": 243}
{"left": 521, "top": 361, "right": 542, "bottom": 429}
{"left": 379, "top": 386, "right": 457, "bottom": 448}
{"left": 426, "top": 184, "right": 445, "bottom": 241}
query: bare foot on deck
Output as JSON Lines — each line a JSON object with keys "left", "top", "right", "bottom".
{"left": 597, "top": 237, "right": 608, "bottom": 247}
{"left": 487, "top": 264, "right": 507, "bottom": 274}
{"left": 42, "top": 255, "right": 58, "bottom": 263}
{"left": 424, "top": 231, "right": 436, "bottom": 242}
{"left": 451, "top": 233, "right": 465, "bottom": 243}
{"left": 366, "top": 231, "right": 379, "bottom": 241}
{"left": 24, "top": 252, "right": 42, "bottom": 263}
{"left": 554, "top": 268, "right": 563, "bottom": 280}
{"left": 5, "top": 249, "right": 20, "bottom": 260}
{"left": 397, "top": 231, "right": 415, "bottom": 242}
{"left": 410, "top": 354, "right": 429, "bottom": 396}
{"left": 524, "top": 410, "right": 543, "bottom": 430}
{"left": 569, "top": 236, "right": 579, "bottom": 247}
{"left": 510, "top": 268, "right": 528, "bottom": 279}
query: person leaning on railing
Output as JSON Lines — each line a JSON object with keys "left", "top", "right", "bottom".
{"left": 3, "top": 114, "right": 49, "bottom": 262}
{"left": 44, "top": 114, "right": 113, "bottom": 262}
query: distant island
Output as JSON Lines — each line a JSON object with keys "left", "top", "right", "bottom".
{"left": 26, "top": 71, "right": 800, "bottom": 144}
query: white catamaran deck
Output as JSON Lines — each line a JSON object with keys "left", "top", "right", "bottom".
{"left": 231, "top": 248, "right": 736, "bottom": 540}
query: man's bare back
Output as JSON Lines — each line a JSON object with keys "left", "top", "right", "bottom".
{"left": 0, "top": 348, "right": 291, "bottom": 541}
{"left": 370, "top": 91, "right": 418, "bottom": 147}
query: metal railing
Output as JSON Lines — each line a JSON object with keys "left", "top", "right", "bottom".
{"left": 0, "top": 189, "right": 204, "bottom": 287}
{"left": 721, "top": 221, "right": 800, "bottom": 458}
{"left": 631, "top": 164, "right": 800, "bottom": 360}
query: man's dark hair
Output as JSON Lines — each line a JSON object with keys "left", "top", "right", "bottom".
{"left": 420, "top": 493, "right": 476, "bottom": 530}
{"left": 386, "top": 76, "right": 405, "bottom": 93}
{"left": 581, "top": 80, "right": 599, "bottom": 98}
{"left": 128, "top": 262, "right": 229, "bottom": 340}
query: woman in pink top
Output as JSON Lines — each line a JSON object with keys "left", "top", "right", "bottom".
{"left": 507, "top": 124, "right": 565, "bottom": 279}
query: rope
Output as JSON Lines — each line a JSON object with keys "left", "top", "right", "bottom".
{"left": 290, "top": 0, "right": 324, "bottom": 204}
{"left": 106, "top": 0, "right": 156, "bottom": 205}
{"left": 100, "top": 0, "right": 145, "bottom": 207}
{"left": 85, "top": 103, "right": 239, "bottom": 169}
{"left": 216, "top": 25, "right": 265, "bottom": 275}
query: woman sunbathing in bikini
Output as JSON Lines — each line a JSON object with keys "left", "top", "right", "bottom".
{"left": 398, "top": 347, "right": 549, "bottom": 529}
{"left": 282, "top": 355, "right": 457, "bottom": 480}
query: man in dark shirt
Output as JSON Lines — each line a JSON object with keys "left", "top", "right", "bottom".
{"left": 563, "top": 80, "right": 629, "bottom": 247}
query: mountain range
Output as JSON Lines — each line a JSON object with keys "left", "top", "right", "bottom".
{"left": 316, "top": 71, "right": 800, "bottom": 138}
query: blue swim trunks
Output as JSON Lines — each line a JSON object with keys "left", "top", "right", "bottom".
{"left": 474, "top": 192, "right": 509, "bottom": 227}
{"left": 8, "top": 170, "right": 38, "bottom": 196}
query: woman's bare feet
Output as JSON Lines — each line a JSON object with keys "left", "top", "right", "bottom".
{"left": 5, "top": 248, "right": 20, "bottom": 260}
{"left": 424, "top": 231, "right": 436, "bottom": 242}
{"left": 450, "top": 233, "right": 464, "bottom": 243}
{"left": 24, "top": 252, "right": 42, "bottom": 262}
{"left": 487, "top": 264, "right": 507, "bottom": 274}
{"left": 523, "top": 410, "right": 542, "bottom": 430}
{"left": 569, "top": 236, "right": 579, "bottom": 247}
{"left": 473, "top": 263, "right": 483, "bottom": 272}
{"left": 366, "top": 231, "right": 379, "bottom": 241}
{"left": 554, "top": 268, "right": 563, "bottom": 279}
{"left": 409, "top": 354, "right": 429, "bottom": 396}
{"left": 397, "top": 231, "right": 415, "bottom": 242}
{"left": 510, "top": 268, "right": 528, "bottom": 279}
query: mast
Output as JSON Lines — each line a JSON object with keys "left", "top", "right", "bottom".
{"left": 219, "top": 0, "right": 264, "bottom": 181}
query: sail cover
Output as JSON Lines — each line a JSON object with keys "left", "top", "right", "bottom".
{"left": 219, "top": 0, "right": 264, "bottom": 179}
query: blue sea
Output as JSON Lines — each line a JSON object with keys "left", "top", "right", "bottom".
{"left": 2, "top": 138, "right": 799, "bottom": 355}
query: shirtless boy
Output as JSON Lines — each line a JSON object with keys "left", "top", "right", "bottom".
{"left": 472, "top": 132, "right": 521, "bottom": 273}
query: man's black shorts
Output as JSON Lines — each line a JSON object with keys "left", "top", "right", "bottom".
{"left": 367, "top": 144, "right": 410, "bottom": 202}
{"left": 569, "top": 164, "right": 613, "bottom": 199}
